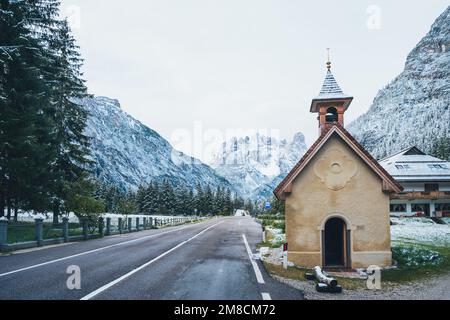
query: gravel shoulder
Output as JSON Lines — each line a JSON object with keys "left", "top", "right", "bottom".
{"left": 270, "top": 272, "right": 450, "bottom": 300}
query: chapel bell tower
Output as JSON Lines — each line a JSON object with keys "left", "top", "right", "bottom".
{"left": 310, "top": 51, "right": 353, "bottom": 136}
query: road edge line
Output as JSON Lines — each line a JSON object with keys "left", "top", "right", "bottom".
{"left": 261, "top": 292, "right": 272, "bottom": 300}
{"left": 242, "top": 234, "right": 265, "bottom": 284}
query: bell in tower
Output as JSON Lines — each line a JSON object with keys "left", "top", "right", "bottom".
{"left": 310, "top": 51, "right": 353, "bottom": 136}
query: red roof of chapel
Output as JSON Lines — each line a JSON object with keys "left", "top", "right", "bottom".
{"left": 273, "top": 123, "right": 403, "bottom": 200}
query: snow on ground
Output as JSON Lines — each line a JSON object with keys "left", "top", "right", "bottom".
{"left": 266, "top": 227, "right": 286, "bottom": 244}
{"left": 390, "top": 217, "right": 450, "bottom": 247}
{"left": 234, "top": 210, "right": 250, "bottom": 217}
{"left": 13, "top": 212, "right": 195, "bottom": 224}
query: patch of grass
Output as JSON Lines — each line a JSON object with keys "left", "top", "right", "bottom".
{"left": 7, "top": 223, "right": 36, "bottom": 244}
{"left": 7, "top": 222, "right": 81, "bottom": 243}
{"left": 382, "top": 242, "right": 450, "bottom": 283}
{"left": 257, "top": 240, "right": 284, "bottom": 249}
{"left": 271, "top": 221, "right": 285, "bottom": 233}
{"left": 263, "top": 262, "right": 366, "bottom": 290}
{"left": 257, "top": 228, "right": 285, "bottom": 248}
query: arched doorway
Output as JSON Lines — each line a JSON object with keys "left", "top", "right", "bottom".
{"left": 323, "top": 217, "right": 349, "bottom": 267}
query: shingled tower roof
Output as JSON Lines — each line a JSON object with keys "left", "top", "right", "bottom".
{"left": 310, "top": 65, "right": 353, "bottom": 113}
{"left": 318, "top": 70, "right": 347, "bottom": 98}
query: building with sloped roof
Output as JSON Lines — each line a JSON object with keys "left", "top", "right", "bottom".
{"left": 274, "top": 60, "right": 400, "bottom": 269}
{"left": 380, "top": 146, "right": 450, "bottom": 217}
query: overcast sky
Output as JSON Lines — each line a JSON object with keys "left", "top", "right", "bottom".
{"left": 60, "top": 0, "right": 448, "bottom": 162}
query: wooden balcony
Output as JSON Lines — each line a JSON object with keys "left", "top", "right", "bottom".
{"left": 390, "top": 191, "right": 450, "bottom": 200}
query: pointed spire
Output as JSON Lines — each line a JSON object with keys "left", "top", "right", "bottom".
{"left": 316, "top": 50, "right": 348, "bottom": 98}
{"left": 319, "top": 71, "right": 344, "bottom": 97}
{"left": 310, "top": 51, "right": 354, "bottom": 113}
{"left": 326, "top": 48, "right": 331, "bottom": 71}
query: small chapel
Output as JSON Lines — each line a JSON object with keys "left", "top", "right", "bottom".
{"left": 274, "top": 58, "right": 403, "bottom": 269}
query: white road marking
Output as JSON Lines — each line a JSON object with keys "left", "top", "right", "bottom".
{"left": 0, "top": 220, "right": 215, "bottom": 278}
{"left": 261, "top": 292, "right": 272, "bottom": 300}
{"left": 242, "top": 234, "right": 265, "bottom": 284}
{"left": 81, "top": 221, "right": 224, "bottom": 300}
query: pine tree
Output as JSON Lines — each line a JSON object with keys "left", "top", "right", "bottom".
{"left": 47, "top": 19, "right": 90, "bottom": 223}
{"left": 146, "top": 182, "right": 160, "bottom": 215}
{"left": 431, "top": 136, "right": 450, "bottom": 160}
{"left": 204, "top": 185, "right": 213, "bottom": 214}
{"left": 194, "top": 184, "right": 204, "bottom": 215}
{"left": 0, "top": 0, "right": 60, "bottom": 218}
{"left": 136, "top": 185, "right": 148, "bottom": 213}
{"left": 187, "top": 188, "right": 195, "bottom": 215}
{"left": 159, "top": 180, "right": 175, "bottom": 215}
{"left": 224, "top": 188, "right": 232, "bottom": 215}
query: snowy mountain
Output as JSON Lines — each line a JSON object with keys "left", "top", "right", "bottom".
{"left": 348, "top": 6, "right": 450, "bottom": 160}
{"left": 210, "top": 132, "right": 307, "bottom": 200}
{"left": 82, "top": 96, "right": 232, "bottom": 191}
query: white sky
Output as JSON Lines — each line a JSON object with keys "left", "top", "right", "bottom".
{"left": 60, "top": 0, "right": 449, "bottom": 163}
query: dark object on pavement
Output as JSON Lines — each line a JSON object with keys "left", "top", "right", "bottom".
{"left": 305, "top": 272, "right": 316, "bottom": 281}
{"left": 316, "top": 283, "right": 342, "bottom": 293}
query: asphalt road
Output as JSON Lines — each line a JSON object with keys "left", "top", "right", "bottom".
{"left": 0, "top": 217, "right": 304, "bottom": 300}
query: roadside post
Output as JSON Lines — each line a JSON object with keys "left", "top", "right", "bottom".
{"left": 82, "top": 217, "right": 88, "bottom": 241}
{"left": 0, "top": 217, "right": 8, "bottom": 247}
{"left": 106, "top": 217, "right": 111, "bottom": 236}
{"left": 35, "top": 216, "right": 44, "bottom": 246}
{"left": 262, "top": 225, "right": 266, "bottom": 242}
{"left": 99, "top": 217, "right": 104, "bottom": 237}
{"left": 62, "top": 217, "right": 69, "bottom": 242}
{"left": 136, "top": 217, "right": 140, "bottom": 231}
{"left": 118, "top": 217, "right": 123, "bottom": 234}
{"left": 128, "top": 217, "right": 132, "bottom": 232}
{"left": 283, "top": 243, "right": 288, "bottom": 270}
{"left": 143, "top": 217, "right": 147, "bottom": 230}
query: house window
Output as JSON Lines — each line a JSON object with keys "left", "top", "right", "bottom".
{"left": 424, "top": 184, "right": 439, "bottom": 192}
{"left": 436, "top": 203, "right": 450, "bottom": 211}
{"left": 428, "top": 164, "right": 448, "bottom": 170}
{"left": 395, "top": 164, "right": 410, "bottom": 170}
{"left": 390, "top": 204, "right": 406, "bottom": 212}
{"left": 411, "top": 203, "right": 430, "bottom": 216}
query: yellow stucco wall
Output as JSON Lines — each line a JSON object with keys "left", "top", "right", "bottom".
{"left": 285, "top": 133, "right": 392, "bottom": 269}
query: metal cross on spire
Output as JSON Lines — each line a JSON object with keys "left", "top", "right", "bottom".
{"left": 326, "top": 48, "right": 331, "bottom": 71}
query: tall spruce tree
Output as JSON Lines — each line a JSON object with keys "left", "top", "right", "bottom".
{"left": 0, "top": 0, "right": 60, "bottom": 219}
{"left": 47, "top": 19, "right": 90, "bottom": 223}
{"left": 431, "top": 137, "right": 450, "bottom": 161}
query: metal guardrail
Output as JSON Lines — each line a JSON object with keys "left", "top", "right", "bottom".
{"left": 0, "top": 215, "right": 207, "bottom": 252}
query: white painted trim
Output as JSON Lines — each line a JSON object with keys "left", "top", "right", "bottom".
{"left": 242, "top": 234, "right": 265, "bottom": 284}
{"left": 261, "top": 292, "right": 272, "bottom": 300}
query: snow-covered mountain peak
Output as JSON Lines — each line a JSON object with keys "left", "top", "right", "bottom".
{"left": 81, "top": 96, "right": 232, "bottom": 191}
{"left": 210, "top": 132, "right": 307, "bottom": 199}
{"left": 348, "top": 6, "right": 450, "bottom": 160}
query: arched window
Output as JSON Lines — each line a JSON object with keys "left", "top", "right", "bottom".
{"left": 325, "top": 107, "right": 338, "bottom": 123}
